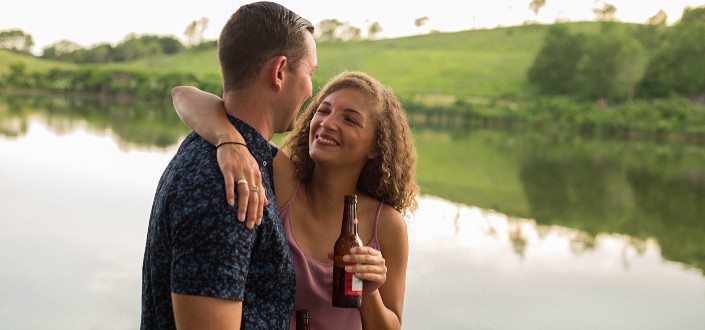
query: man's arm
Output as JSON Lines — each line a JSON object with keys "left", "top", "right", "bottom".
{"left": 172, "top": 293, "right": 242, "bottom": 329}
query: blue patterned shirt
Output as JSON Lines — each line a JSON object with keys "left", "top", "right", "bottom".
{"left": 141, "top": 116, "right": 295, "bottom": 329}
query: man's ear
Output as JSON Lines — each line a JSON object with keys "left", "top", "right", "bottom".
{"left": 270, "top": 56, "right": 288, "bottom": 92}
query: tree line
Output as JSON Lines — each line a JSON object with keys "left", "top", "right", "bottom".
{"left": 0, "top": 62, "right": 220, "bottom": 102}
{"left": 0, "top": 16, "right": 412, "bottom": 62}
{"left": 527, "top": 6, "right": 705, "bottom": 102}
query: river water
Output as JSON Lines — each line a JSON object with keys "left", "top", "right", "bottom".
{"left": 1, "top": 97, "right": 704, "bottom": 329}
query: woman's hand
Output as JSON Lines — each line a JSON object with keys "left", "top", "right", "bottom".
{"left": 343, "top": 247, "right": 388, "bottom": 295}
{"left": 217, "top": 143, "right": 268, "bottom": 229}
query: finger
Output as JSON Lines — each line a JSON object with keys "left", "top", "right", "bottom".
{"left": 343, "top": 255, "right": 386, "bottom": 272}
{"left": 346, "top": 249, "right": 383, "bottom": 265}
{"left": 350, "top": 246, "right": 381, "bottom": 256}
{"left": 356, "top": 274, "right": 386, "bottom": 293}
{"left": 223, "top": 173, "right": 236, "bottom": 207}
{"left": 255, "top": 190, "right": 265, "bottom": 227}
{"left": 353, "top": 266, "right": 387, "bottom": 290}
{"left": 236, "top": 181, "right": 250, "bottom": 222}
{"left": 252, "top": 171, "right": 264, "bottom": 226}
{"left": 245, "top": 187, "right": 260, "bottom": 229}
{"left": 353, "top": 271, "right": 386, "bottom": 282}
{"left": 217, "top": 147, "right": 238, "bottom": 208}
{"left": 345, "top": 263, "right": 386, "bottom": 275}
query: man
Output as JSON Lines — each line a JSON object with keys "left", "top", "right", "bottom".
{"left": 141, "top": 2, "right": 317, "bottom": 328}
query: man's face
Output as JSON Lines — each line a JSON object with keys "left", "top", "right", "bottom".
{"left": 276, "top": 32, "right": 318, "bottom": 133}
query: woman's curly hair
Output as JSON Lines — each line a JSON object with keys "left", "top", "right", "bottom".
{"left": 282, "top": 71, "right": 419, "bottom": 214}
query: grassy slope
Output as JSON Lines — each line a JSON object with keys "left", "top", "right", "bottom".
{"left": 315, "top": 25, "right": 546, "bottom": 100}
{"left": 114, "top": 49, "right": 221, "bottom": 79}
{"left": 122, "top": 22, "right": 603, "bottom": 100}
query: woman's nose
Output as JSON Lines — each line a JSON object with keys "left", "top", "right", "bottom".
{"left": 320, "top": 116, "right": 335, "bottom": 130}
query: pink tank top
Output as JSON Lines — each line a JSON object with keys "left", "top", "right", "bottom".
{"left": 278, "top": 185, "right": 382, "bottom": 330}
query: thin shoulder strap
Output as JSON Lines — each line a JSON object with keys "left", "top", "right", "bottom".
{"left": 293, "top": 181, "right": 301, "bottom": 195}
{"left": 372, "top": 200, "right": 383, "bottom": 240}
{"left": 279, "top": 181, "right": 301, "bottom": 210}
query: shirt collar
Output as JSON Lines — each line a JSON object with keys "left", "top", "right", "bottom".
{"left": 227, "top": 115, "right": 276, "bottom": 164}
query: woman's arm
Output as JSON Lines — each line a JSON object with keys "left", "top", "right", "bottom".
{"left": 348, "top": 207, "right": 408, "bottom": 330}
{"left": 173, "top": 86, "right": 241, "bottom": 147}
{"left": 172, "top": 86, "right": 265, "bottom": 228}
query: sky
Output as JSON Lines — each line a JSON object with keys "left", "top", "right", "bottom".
{"left": 2, "top": 0, "right": 704, "bottom": 54}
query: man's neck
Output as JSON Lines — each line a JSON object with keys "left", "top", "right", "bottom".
{"left": 222, "top": 89, "right": 274, "bottom": 141}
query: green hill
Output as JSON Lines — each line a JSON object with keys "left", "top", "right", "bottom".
{"left": 1, "top": 22, "right": 607, "bottom": 101}
{"left": 121, "top": 22, "right": 606, "bottom": 100}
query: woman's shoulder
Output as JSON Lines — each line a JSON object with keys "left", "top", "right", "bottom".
{"left": 273, "top": 149, "right": 298, "bottom": 208}
{"left": 378, "top": 203, "right": 406, "bottom": 234}
{"left": 358, "top": 195, "right": 406, "bottom": 237}
{"left": 375, "top": 201, "right": 408, "bottom": 257}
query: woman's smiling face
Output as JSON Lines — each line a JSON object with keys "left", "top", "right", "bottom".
{"left": 308, "top": 87, "right": 378, "bottom": 168}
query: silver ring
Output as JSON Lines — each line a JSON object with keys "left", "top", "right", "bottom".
{"left": 237, "top": 179, "right": 248, "bottom": 186}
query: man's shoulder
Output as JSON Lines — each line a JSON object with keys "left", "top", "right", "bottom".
{"left": 154, "top": 133, "right": 223, "bottom": 206}
{"left": 170, "top": 134, "right": 218, "bottom": 175}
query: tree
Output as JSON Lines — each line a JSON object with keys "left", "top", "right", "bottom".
{"left": 368, "top": 21, "right": 383, "bottom": 40}
{"left": 41, "top": 39, "right": 83, "bottom": 59}
{"left": 527, "top": 25, "right": 584, "bottom": 95}
{"left": 640, "top": 6, "right": 705, "bottom": 97}
{"left": 414, "top": 16, "right": 429, "bottom": 28}
{"left": 617, "top": 38, "right": 648, "bottom": 101}
{"left": 579, "top": 26, "right": 646, "bottom": 101}
{"left": 184, "top": 17, "right": 209, "bottom": 47}
{"left": 85, "top": 43, "right": 114, "bottom": 63}
{"left": 0, "top": 29, "right": 34, "bottom": 54}
{"left": 340, "top": 25, "right": 362, "bottom": 41}
{"left": 529, "top": 0, "right": 547, "bottom": 16}
{"left": 41, "top": 34, "right": 184, "bottom": 63}
{"left": 646, "top": 10, "right": 667, "bottom": 25}
{"left": 679, "top": 5, "right": 705, "bottom": 24}
{"left": 593, "top": 3, "right": 617, "bottom": 21}
{"left": 634, "top": 11, "right": 668, "bottom": 50}
{"left": 316, "top": 19, "right": 344, "bottom": 42}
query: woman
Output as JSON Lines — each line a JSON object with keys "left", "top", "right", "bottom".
{"left": 173, "top": 71, "right": 418, "bottom": 329}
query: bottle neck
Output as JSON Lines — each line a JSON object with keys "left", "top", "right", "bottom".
{"left": 340, "top": 197, "right": 358, "bottom": 237}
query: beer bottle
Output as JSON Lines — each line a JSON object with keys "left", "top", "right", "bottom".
{"left": 295, "top": 309, "right": 310, "bottom": 330}
{"left": 332, "top": 195, "right": 363, "bottom": 308}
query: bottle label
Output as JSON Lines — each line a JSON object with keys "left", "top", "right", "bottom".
{"left": 344, "top": 262, "right": 363, "bottom": 296}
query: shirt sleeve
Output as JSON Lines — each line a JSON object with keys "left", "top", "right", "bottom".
{"left": 168, "top": 165, "right": 257, "bottom": 301}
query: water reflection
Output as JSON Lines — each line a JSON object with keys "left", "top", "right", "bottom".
{"left": 1, "top": 95, "right": 705, "bottom": 329}
{"left": 515, "top": 133, "right": 705, "bottom": 273}
{"left": 414, "top": 127, "right": 705, "bottom": 277}
{"left": 0, "top": 94, "right": 188, "bottom": 149}
{"left": 406, "top": 196, "right": 705, "bottom": 329}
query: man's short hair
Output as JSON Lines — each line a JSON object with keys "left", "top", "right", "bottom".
{"left": 218, "top": 1, "right": 314, "bottom": 91}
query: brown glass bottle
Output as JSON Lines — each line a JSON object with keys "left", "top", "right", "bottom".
{"left": 295, "top": 309, "right": 310, "bottom": 330}
{"left": 332, "top": 195, "right": 363, "bottom": 308}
